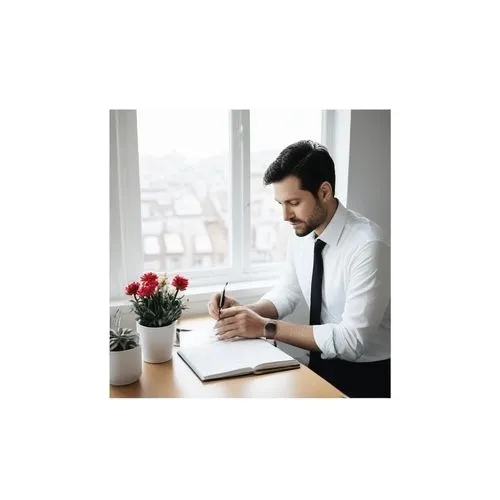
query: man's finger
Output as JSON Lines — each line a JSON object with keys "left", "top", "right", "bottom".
{"left": 210, "top": 294, "right": 221, "bottom": 308}
{"left": 217, "top": 329, "right": 240, "bottom": 341}
{"left": 207, "top": 303, "right": 219, "bottom": 320}
{"left": 219, "top": 306, "right": 242, "bottom": 319}
{"left": 215, "top": 317, "right": 239, "bottom": 334}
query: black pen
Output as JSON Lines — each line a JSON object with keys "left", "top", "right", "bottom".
{"left": 219, "top": 281, "right": 228, "bottom": 317}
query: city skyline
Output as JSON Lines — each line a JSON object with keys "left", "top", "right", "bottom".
{"left": 139, "top": 150, "right": 291, "bottom": 274}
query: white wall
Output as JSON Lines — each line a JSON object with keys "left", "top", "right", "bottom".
{"left": 346, "top": 110, "right": 391, "bottom": 242}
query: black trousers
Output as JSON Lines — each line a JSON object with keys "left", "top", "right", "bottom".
{"left": 309, "top": 353, "right": 391, "bottom": 398}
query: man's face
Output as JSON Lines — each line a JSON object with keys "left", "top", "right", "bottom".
{"left": 273, "top": 175, "right": 327, "bottom": 237}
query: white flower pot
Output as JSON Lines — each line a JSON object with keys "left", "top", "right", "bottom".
{"left": 110, "top": 345, "right": 142, "bottom": 386}
{"left": 137, "top": 321, "right": 176, "bottom": 363}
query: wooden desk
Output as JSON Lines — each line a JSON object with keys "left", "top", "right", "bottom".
{"left": 110, "top": 316, "right": 346, "bottom": 398}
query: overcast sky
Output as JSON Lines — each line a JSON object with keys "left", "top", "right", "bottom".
{"left": 137, "top": 109, "right": 322, "bottom": 162}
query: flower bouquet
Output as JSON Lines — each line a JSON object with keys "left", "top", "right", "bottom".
{"left": 124, "top": 272, "right": 189, "bottom": 363}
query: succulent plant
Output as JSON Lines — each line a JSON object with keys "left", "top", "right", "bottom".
{"left": 110, "top": 310, "right": 140, "bottom": 352}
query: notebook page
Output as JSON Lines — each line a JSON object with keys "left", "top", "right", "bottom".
{"left": 179, "top": 338, "right": 295, "bottom": 378}
{"left": 180, "top": 327, "right": 219, "bottom": 348}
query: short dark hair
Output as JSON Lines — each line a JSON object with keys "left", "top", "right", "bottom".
{"left": 263, "top": 140, "right": 335, "bottom": 197}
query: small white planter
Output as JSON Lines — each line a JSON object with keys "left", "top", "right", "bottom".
{"left": 137, "top": 321, "right": 176, "bottom": 363}
{"left": 110, "top": 345, "right": 142, "bottom": 386}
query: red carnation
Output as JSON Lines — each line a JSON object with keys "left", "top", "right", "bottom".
{"left": 140, "top": 272, "right": 158, "bottom": 283}
{"left": 171, "top": 275, "right": 189, "bottom": 291}
{"left": 137, "top": 282, "right": 157, "bottom": 298}
{"left": 124, "top": 281, "right": 140, "bottom": 296}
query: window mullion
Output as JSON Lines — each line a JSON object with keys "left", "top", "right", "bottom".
{"left": 115, "top": 110, "right": 144, "bottom": 293}
{"left": 240, "top": 110, "right": 251, "bottom": 275}
{"left": 230, "top": 110, "right": 244, "bottom": 281}
{"left": 110, "top": 110, "right": 125, "bottom": 299}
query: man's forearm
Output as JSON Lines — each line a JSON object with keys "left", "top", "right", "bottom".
{"left": 246, "top": 301, "right": 320, "bottom": 351}
{"left": 273, "top": 321, "right": 319, "bottom": 351}
{"left": 247, "top": 299, "right": 279, "bottom": 319}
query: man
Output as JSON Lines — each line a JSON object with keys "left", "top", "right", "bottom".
{"left": 207, "top": 140, "right": 391, "bottom": 398}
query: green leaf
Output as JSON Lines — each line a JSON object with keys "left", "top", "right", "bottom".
{"left": 110, "top": 339, "right": 121, "bottom": 350}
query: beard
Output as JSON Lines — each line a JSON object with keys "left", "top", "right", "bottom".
{"left": 290, "top": 201, "right": 327, "bottom": 237}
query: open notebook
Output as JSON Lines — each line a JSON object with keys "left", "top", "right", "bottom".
{"left": 177, "top": 330, "right": 300, "bottom": 381}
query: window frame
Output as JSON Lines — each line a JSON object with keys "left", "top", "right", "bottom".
{"left": 110, "top": 109, "right": 335, "bottom": 300}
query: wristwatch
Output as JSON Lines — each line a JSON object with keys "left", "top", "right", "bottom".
{"left": 264, "top": 320, "right": 277, "bottom": 340}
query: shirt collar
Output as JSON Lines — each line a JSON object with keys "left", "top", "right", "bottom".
{"left": 312, "top": 199, "right": 348, "bottom": 249}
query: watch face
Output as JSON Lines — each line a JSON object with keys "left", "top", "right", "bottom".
{"left": 265, "top": 322, "right": 277, "bottom": 339}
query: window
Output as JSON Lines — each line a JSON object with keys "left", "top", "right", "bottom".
{"left": 110, "top": 109, "right": 334, "bottom": 299}
{"left": 137, "top": 109, "right": 230, "bottom": 273}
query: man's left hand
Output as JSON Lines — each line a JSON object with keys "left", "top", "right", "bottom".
{"left": 215, "top": 306, "right": 267, "bottom": 340}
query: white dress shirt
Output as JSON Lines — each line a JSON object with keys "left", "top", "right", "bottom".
{"left": 261, "top": 200, "right": 390, "bottom": 362}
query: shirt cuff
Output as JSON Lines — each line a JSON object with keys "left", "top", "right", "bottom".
{"left": 312, "top": 324, "right": 338, "bottom": 359}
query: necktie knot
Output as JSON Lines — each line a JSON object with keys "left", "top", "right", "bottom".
{"left": 314, "top": 238, "right": 326, "bottom": 254}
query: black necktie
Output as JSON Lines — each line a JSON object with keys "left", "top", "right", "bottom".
{"left": 309, "top": 238, "right": 326, "bottom": 325}
{"left": 309, "top": 238, "right": 326, "bottom": 370}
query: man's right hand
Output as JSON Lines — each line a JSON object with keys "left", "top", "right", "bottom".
{"left": 208, "top": 293, "right": 241, "bottom": 320}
